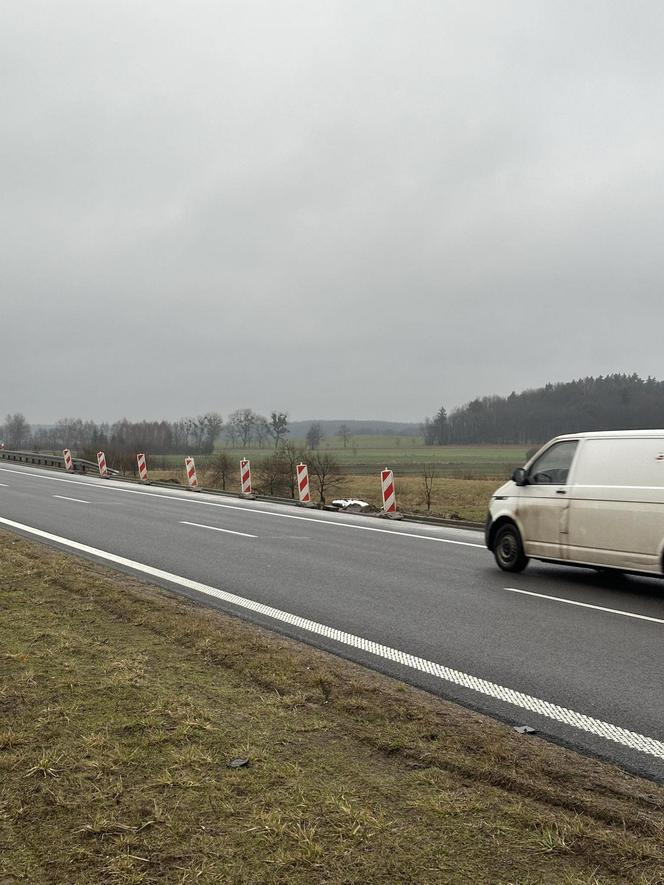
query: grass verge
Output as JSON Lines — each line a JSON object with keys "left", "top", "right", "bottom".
{"left": 146, "top": 468, "right": 496, "bottom": 522}
{"left": 1, "top": 529, "right": 663, "bottom": 883}
{"left": 333, "top": 474, "right": 497, "bottom": 520}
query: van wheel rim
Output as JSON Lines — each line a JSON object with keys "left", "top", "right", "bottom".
{"left": 498, "top": 533, "right": 517, "bottom": 566}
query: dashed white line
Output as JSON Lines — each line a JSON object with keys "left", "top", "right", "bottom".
{"left": 0, "top": 465, "right": 484, "bottom": 548}
{"left": 53, "top": 495, "right": 90, "bottom": 504}
{"left": 506, "top": 587, "right": 664, "bottom": 625}
{"left": 0, "top": 514, "right": 662, "bottom": 761}
{"left": 0, "top": 483, "right": 8, "bottom": 487}
{"left": 181, "top": 521, "right": 257, "bottom": 538}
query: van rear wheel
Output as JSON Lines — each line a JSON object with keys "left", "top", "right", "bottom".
{"left": 494, "top": 524, "right": 529, "bottom": 573}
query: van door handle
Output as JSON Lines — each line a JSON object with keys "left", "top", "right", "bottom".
{"left": 556, "top": 489, "right": 567, "bottom": 495}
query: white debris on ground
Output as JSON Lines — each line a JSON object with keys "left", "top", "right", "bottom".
{"left": 331, "top": 498, "right": 372, "bottom": 512}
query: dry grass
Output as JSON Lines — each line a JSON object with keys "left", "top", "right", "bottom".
{"left": 2, "top": 529, "right": 664, "bottom": 883}
{"left": 146, "top": 467, "right": 495, "bottom": 522}
{"left": 333, "top": 474, "right": 497, "bottom": 521}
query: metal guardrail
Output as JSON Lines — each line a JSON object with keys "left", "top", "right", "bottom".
{"left": 0, "top": 449, "right": 119, "bottom": 476}
{"left": 0, "top": 450, "right": 483, "bottom": 531}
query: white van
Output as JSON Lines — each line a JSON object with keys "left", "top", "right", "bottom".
{"left": 486, "top": 431, "right": 664, "bottom": 575}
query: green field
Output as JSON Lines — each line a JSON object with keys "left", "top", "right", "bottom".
{"left": 143, "top": 442, "right": 528, "bottom": 519}
{"left": 200, "top": 439, "right": 530, "bottom": 478}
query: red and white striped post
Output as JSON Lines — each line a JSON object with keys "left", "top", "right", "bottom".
{"left": 240, "top": 458, "right": 252, "bottom": 495}
{"left": 296, "top": 463, "right": 311, "bottom": 503}
{"left": 63, "top": 449, "right": 74, "bottom": 472}
{"left": 381, "top": 467, "right": 397, "bottom": 514}
{"left": 136, "top": 452, "right": 148, "bottom": 482}
{"left": 185, "top": 456, "right": 198, "bottom": 489}
{"left": 96, "top": 451, "right": 109, "bottom": 478}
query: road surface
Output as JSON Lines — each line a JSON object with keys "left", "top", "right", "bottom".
{"left": 1, "top": 462, "right": 663, "bottom": 780}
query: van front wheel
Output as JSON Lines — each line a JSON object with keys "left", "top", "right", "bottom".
{"left": 494, "top": 524, "right": 529, "bottom": 573}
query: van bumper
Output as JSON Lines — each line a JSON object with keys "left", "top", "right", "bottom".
{"left": 484, "top": 512, "right": 493, "bottom": 549}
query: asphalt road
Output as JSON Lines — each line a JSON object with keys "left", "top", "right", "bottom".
{"left": 1, "top": 462, "right": 663, "bottom": 781}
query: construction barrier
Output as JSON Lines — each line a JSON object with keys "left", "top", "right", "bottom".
{"left": 185, "top": 456, "right": 198, "bottom": 489}
{"left": 136, "top": 452, "right": 148, "bottom": 482}
{"left": 381, "top": 468, "right": 397, "bottom": 513}
{"left": 96, "top": 451, "right": 108, "bottom": 478}
{"left": 297, "top": 463, "right": 311, "bottom": 503}
{"left": 240, "top": 458, "right": 252, "bottom": 495}
{"left": 63, "top": 449, "right": 74, "bottom": 472}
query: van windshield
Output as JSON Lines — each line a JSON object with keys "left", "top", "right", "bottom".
{"left": 528, "top": 441, "right": 578, "bottom": 485}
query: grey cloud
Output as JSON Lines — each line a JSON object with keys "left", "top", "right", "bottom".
{"left": 2, "top": 0, "right": 664, "bottom": 422}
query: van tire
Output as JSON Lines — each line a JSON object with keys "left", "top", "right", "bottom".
{"left": 493, "top": 524, "right": 529, "bottom": 572}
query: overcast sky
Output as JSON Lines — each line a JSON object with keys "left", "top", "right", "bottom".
{"left": 2, "top": 1, "right": 664, "bottom": 424}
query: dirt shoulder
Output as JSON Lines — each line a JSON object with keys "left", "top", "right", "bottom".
{"left": 1, "top": 529, "right": 663, "bottom": 884}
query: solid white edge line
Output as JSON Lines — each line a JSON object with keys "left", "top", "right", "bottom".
{"left": 0, "top": 465, "right": 485, "bottom": 548}
{"left": 1, "top": 514, "right": 662, "bottom": 761}
{"left": 53, "top": 495, "right": 90, "bottom": 504}
{"left": 506, "top": 587, "right": 664, "bottom": 625}
{"left": 181, "top": 521, "right": 257, "bottom": 538}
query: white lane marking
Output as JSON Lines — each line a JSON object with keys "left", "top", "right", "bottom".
{"left": 53, "top": 495, "right": 90, "bottom": 504}
{"left": 0, "top": 483, "right": 8, "bottom": 487}
{"left": 1, "top": 514, "right": 662, "bottom": 761}
{"left": 181, "top": 521, "right": 257, "bottom": 539}
{"left": 506, "top": 587, "right": 664, "bottom": 625}
{"left": 0, "top": 466, "right": 484, "bottom": 548}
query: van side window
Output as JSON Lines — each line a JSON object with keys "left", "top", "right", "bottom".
{"left": 528, "top": 441, "right": 578, "bottom": 485}
{"left": 572, "top": 438, "right": 664, "bottom": 487}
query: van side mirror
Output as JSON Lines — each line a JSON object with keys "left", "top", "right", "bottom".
{"left": 512, "top": 467, "right": 527, "bottom": 486}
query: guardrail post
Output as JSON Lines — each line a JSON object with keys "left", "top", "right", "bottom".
{"left": 185, "top": 456, "right": 199, "bottom": 490}
{"left": 137, "top": 453, "right": 149, "bottom": 482}
{"left": 63, "top": 449, "right": 74, "bottom": 472}
{"left": 96, "top": 451, "right": 109, "bottom": 478}
{"left": 380, "top": 468, "right": 401, "bottom": 518}
{"left": 240, "top": 458, "right": 255, "bottom": 497}
{"left": 297, "top": 463, "right": 311, "bottom": 504}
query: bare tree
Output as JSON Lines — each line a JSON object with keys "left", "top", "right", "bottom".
{"left": 306, "top": 421, "right": 324, "bottom": 450}
{"left": 268, "top": 411, "right": 289, "bottom": 448}
{"left": 191, "top": 415, "right": 209, "bottom": 452}
{"left": 184, "top": 412, "right": 224, "bottom": 453}
{"left": 170, "top": 417, "right": 195, "bottom": 450}
{"left": 4, "top": 413, "right": 31, "bottom": 449}
{"left": 172, "top": 419, "right": 189, "bottom": 450}
{"left": 255, "top": 450, "right": 290, "bottom": 496}
{"left": 254, "top": 415, "right": 270, "bottom": 448}
{"left": 336, "top": 423, "right": 352, "bottom": 448}
{"left": 54, "top": 416, "right": 84, "bottom": 450}
{"left": 228, "top": 409, "right": 257, "bottom": 447}
{"left": 206, "top": 451, "right": 232, "bottom": 490}
{"left": 421, "top": 463, "right": 437, "bottom": 512}
{"left": 203, "top": 412, "right": 224, "bottom": 453}
{"left": 224, "top": 422, "right": 239, "bottom": 448}
{"left": 307, "top": 451, "right": 344, "bottom": 504}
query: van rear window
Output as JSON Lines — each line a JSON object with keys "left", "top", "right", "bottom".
{"left": 573, "top": 438, "right": 664, "bottom": 487}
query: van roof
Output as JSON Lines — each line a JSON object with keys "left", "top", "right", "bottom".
{"left": 555, "top": 430, "right": 664, "bottom": 440}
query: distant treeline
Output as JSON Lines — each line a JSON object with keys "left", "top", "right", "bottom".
{"left": 6, "top": 374, "right": 664, "bottom": 456}
{"left": 0, "top": 410, "right": 295, "bottom": 469}
{"left": 0, "top": 414, "right": 225, "bottom": 465}
{"left": 0, "top": 410, "right": 420, "bottom": 459}
{"left": 423, "top": 374, "right": 664, "bottom": 445}
{"left": 288, "top": 419, "right": 419, "bottom": 437}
